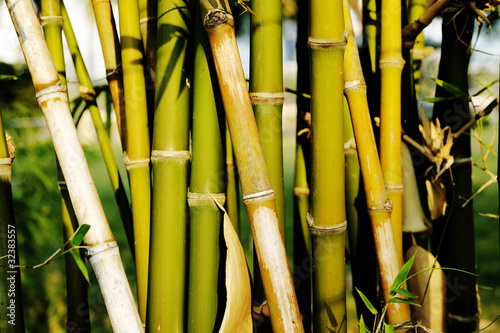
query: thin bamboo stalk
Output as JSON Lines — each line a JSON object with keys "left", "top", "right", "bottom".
{"left": 0, "top": 109, "right": 25, "bottom": 333}
{"left": 139, "top": 0, "right": 157, "bottom": 85}
{"left": 308, "top": 0, "right": 347, "bottom": 331}
{"left": 146, "top": 0, "right": 191, "bottom": 331}
{"left": 407, "top": 0, "right": 426, "bottom": 99}
{"left": 187, "top": 7, "right": 225, "bottom": 330}
{"left": 61, "top": 3, "right": 135, "bottom": 261}
{"left": 41, "top": 2, "right": 90, "bottom": 331}
{"left": 225, "top": 125, "right": 240, "bottom": 235}
{"left": 199, "top": 1, "right": 303, "bottom": 331}
{"left": 5, "top": 0, "right": 142, "bottom": 330}
{"left": 379, "top": 0, "right": 405, "bottom": 265}
{"left": 118, "top": 0, "right": 152, "bottom": 324}
{"left": 343, "top": 0, "right": 411, "bottom": 327}
{"left": 91, "top": 0, "right": 127, "bottom": 148}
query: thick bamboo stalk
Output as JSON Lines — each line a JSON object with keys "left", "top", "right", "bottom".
{"left": 225, "top": 125, "right": 240, "bottom": 235}
{"left": 379, "top": 0, "right": 405, "bottom": 265}
{"left": 199, "top": 1, "right": 303, "bottom": 331}
{"left": 343, "top": 0, "right": 411, "bottom": 327}
{"left": 0, "top": 109, "right": 25, "bottom": 333}
{"left": 91, "top": 0, "right": 127, "bottom": 148}
{"left": 118, "top": 0, "right": 152, "bottom": 324}
{"left": 61, "top": 3, "right": 135, "bottom": 260}
{"left": 146, "top": 0, "right": 191, "bottom": 331}
{"left": 187, "top": 8, "right": 225, "bottom": 330}
{"left": 308, "top": 0, "right": 347, "bottom": 331}
{"left": 5, "top": 0, "right": 142, "bottom": 331}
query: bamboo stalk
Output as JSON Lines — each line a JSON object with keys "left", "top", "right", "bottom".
{"left": 139, "top": 0, "right": 157, "bottom": 85}
{"left": 0, "top": 109, "right": 25, "bottom": 333}
{"left": 199, "top": 1, "right": 303, "bottom": 331}
{"left": 91, "top": 0, "right": 127, "bottom": 148}
{"left": 146, "top": 0, "right": 191, "bottom": 331}
{"left": 225, "top": 124, "right": 240, "bottom": 235}
{"left": 187, "top": 7, "right": 225, "bottom": 330}
{"left": 379, "top": 0, "right": 405, "bottom": 266}
{"left": 118, "top": 0, "right": 152, "bottom": 324}
{"left": 308, "top": 0, "right": 347, "bottom": 330}
{"left": 343, "top": 0, "right": 411, "bottom": 327}
{"left": 5, "top": 0, "right": 142, "bottom": 330}
{"left": 61, "top": 3, "right": 135, "bottom": 261}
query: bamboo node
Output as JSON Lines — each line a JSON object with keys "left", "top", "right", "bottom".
{"left": 106, "top": 64, "right": 122, "bottom": 78}
{"left": 453, "top": 156, "right": 472, "bottom": 165}
{"left": 139, "top": 16, "right": 157, "bottom": 25}
{"left": 293, "top": 186, "right": 310, "bottom": 196}
{"left": 448, "top": 312, "right": 480, "bottom": 325}
{"left": 344, "top": 79, "right": 366, "bottom": 91}
{"left": 150, "top": 149, "right": 190, "bottom": 161}
{"left": 0, "top": 157, "right": 11, "bottom": 165}
{"left": 78, "top": 85, "right": 96, "bottom": 100}
{"left": 57, "top": 180, "right": 67, "bottom": 191}
{"left": 306, "top": 212, "right": 347, "bottom": 235}
{"left": 307, "top": 29, "right": 348, "bottom": 49}
{"left": 35, "top": 81, "right": 67, "bottom": 101}
{"left": 249, "top": 92, "right": 285, "bottom": 104}
{"left": 379, "top": 58, "right": 405, "bottom": 69}
{"left": 367, "top": 199, "right": 393, "bottom": 214}
{"left": 242, "top": 189, "right": 275, "bottom": 202}
{"left": 187, "top": 191, "right": 226, "bottom": 206}
{"left": 344, "top": 137, "right": 357, "bottom": 153}
{"left": 123, "top": 152, "right": 150, "bottom": 169}
{"left": 40, "top": 15, "right": 63, "bottom": 27}
{"left": 85, "top": 241, "right": 118, "bottom": 259}
{"left": 204, "top": 9, "right": 233, "bottom": 29}
{"left": 386, "top": 183, "right": 404, "bottom": 193}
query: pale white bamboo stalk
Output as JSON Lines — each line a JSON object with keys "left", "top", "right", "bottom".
{"left": 5, "top": 0, "right": 143, "bottom": 331}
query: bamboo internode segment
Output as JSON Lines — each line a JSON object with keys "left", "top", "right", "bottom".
{"left": 343, "top": 0, "right": 411, "bottom": 326}
{"left": 199, "top": 1, "right": 303, "bottom": 331}
{"left": 5, "top": 0, "right": 142, "bottom": 330}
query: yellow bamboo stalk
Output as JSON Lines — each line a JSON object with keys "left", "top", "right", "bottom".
{"left": 199, "top": 1, "right": 303, "bottom": 331}
{"left": 5, "top": 0, "right": 142, "bottom": 330}
{"left": 343, "top": 0, "right": 411, "bottom": 327}
{"left": 379, "top": 0, "right": 405, "bottom": 265}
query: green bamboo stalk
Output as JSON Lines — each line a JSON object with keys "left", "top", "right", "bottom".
{"left": 363, "top": 0, "right": 379, "bottom": 74}
{"left": 407, "top": 0, "right": 426, "bottom": 98}
{"left": 118, "top": 0, "right": 152, "bottom": 324}
{"left": 431, "top": 10, "right": 478, "bottom": 332}
{"left": 91, "top": 0, "right": 127, "bottom": 148}
{"left": 6, "top": 0, "right": 142, "bottom": 330}
{"left": 187, "top": 7, "right": 225, "bottom": 330}
{"left": 40, "top": 2, "right": 90, "bottom": 331}
{"left": 225, "top": 125, "right": 240, "bottom": 235}
{"left": 199, "top": 1, "right": 303, "bottom": 331}
{"left": 146, "top": 0, "right": 191, "bottom": 331}
{"left": 0, "top": 109, "right": 25, "bottom": 333}
{"left": 61, "top": 3, "right": 135, "bottom": 261}
{"left": 139, "top": 0, "right": 157, "bottom": 84}
{"left": 308, "top": 0, "right": 347, "bottom": 331}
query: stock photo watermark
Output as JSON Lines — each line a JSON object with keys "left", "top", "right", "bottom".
{"left": 5, "top": 223, "right": 18, "bottom": 326}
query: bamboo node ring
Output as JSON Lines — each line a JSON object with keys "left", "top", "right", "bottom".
{"left": 293, "top": 186, "right": 310, "bottom": 196}
{"left": 306, "top": 212, "right": 347, "bottom": 235}
{"left": 249, "top": 92, "right": 285, "bottom": 104}
{"left": 307, "top": 28, "right": 348, "bottom": 49}
{"left": 379, "top": 58, "right": 405, "bottom": 68}
{"left": 344, "top": 80, "right": 366, "bottom": 91}
{"left": 0, "top": 157, "right": 11, "bottom": 165}
{"left": 57, "top": 180, "right": 67, "bottom": 190}
{"left": 453, "top": 156, "right": 472, "bottom": 165}
{"left": 187, "top": 191, "right": 226, "bottom": 205}
{"left": 204, "top": 9, "right": 232, "bottom": 28}
{"left": 367, "top": 199, "right": 393, "bottom": 214}
{"left": 243, "top": 189, "right": 275, "bottom": 202}
{"left": 123, "top": 152, "right": 150, "bottom": 169}
{"left": 85, "top": 241, "right": 118, "bottom": 259}
{"left": 106, "top": 64, "right": 122, "bottom": 78}
{"left": 151, "top": 150, "right": 190, "bottom": 161}
{"left": 139, "top": 16, "right": 157, "bottom": 25}
{"left": 40, "top": 15, "right": 63, "bottom": 27}
{"left": 35, "top": 81, "right": 67, "bottom": 101}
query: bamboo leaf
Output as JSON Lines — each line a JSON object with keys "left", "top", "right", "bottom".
{"left": 69, "top": 249, "right": 91, "bottom": 284}
{"left": 393, "top": 288, "right": 418, "bottom": 299}
{"left": 432, "top": 78, "right": 468, "bottom": 98}
{"left": 388, "top": 297, "right": 421, "bottom": 307}
{"left": 356, "top": 288, "right": 378, "bottom": 315}
{"left": 70, "top": 224, "right": 91, "bottom": 246}
{"left": 390, "top": 251, "right": 416, "bottom": 295}
{"left": 0, "top": 74, "right": 18, "bottom": 80}
{"left": 472, "top": 78, "right": 500, "bottom": 97}
{"left": 384, "top": 323, "right": 394, "bottom": 333}
{"left": 358, "top": 315, "right": 368, "bottom": 333}
{"left": 422, "top": 96, "right": 462, "bottom": 103}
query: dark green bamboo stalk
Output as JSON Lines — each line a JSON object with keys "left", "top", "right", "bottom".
{"left": 187, "top": 6, "right": 224, "bottom": 330}
{"left": 61, "top": 3, "right": 135, "bottom": 261}
{"left": 431, "top": 9, "right": 478, "bottom": 332}
{"left": 0, "top": 108, "right": 25, "bottom": 333}
{"left": 146, "top": 0, "right": 191, "bottom": 331}
{"left": 308, "top": 0, "right": 347, "bottom": 331}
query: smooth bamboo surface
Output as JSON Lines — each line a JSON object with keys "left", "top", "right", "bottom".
{"left": 6, "top": 0, "right": 142, "bottom": 330}
{"left": 147, "top": 0, "right": 191, "bottom": 331}
{"left": 343, "top": 0, "right": 411, "bottom": 327}
{"left": 225, "top": 125, "right": 240, "bottom": 235}
{"left": 199, "top": 1, "right": 303, "bottom": 331}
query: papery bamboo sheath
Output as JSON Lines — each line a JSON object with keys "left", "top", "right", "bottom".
{"left": 343, "top": 0, "right": 411, "bottom": 326}
{"left": 5, "top": 0, "right": 142, "bottom": 330}
{"left": 199, "top": 1, "right": 303, "bottom": 331}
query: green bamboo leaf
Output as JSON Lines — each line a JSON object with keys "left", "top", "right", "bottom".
{"left": 384, "top": 323, "right": 394, "bottom": 333}
{"left": 471, "top": 314, "right": 500, "bottom": 332}
{"left": 0, "top": 74, "right": 18, "bottom": 80}
{"left": 356, "top": 288, "right": 378, "bottom": 315}
{"left": 69, "top": 249, "right": 90, "bottom": 284}
{"left": 472, "top": 78, "right": 500, "bottom": 97}
{"left": 421, "top": 96, "right": 461, "bottom": 103}
{"left": 393, "top": 288, "right": 418, "bottom": 299}
{"left": 388, "top": 297, "right": 421, "bottom": 307}
{"left": 70, "top": 224, "right": 91, "bottom": 246}
{"left": 358, "top": 315, "right": 368, "bottom": 333}
{"left": 406, "top": 266, "right": 478, "bottom": 284}
{"left": 390, "top": 251, "right": 416, "bottom": 295}
{"left": 432, "top": 78, "right": 468, "bottom": 98}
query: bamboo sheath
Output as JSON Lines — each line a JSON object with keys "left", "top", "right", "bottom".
{"left": 5, "top": 0, "right": 142, "bottom": 331}
{"left": 343, "top": 1, "right": 411, "bottom": 326}
{"left": 91, "top": 0, "right": 127, "bottom": 148}
{"left": 199, "top": 1, "right": 303, "bottom": 331}
{"left": 379, "top": 0, "right": 405, "bottom": 266}
{"left": 147, "top": 0, "right": 191, "bottom": 331}
{"left": 118, "top": 0, "right": 152, "bottom": 324}
{"left": 61, "top": 4, "right": 135, "bottom": 260}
